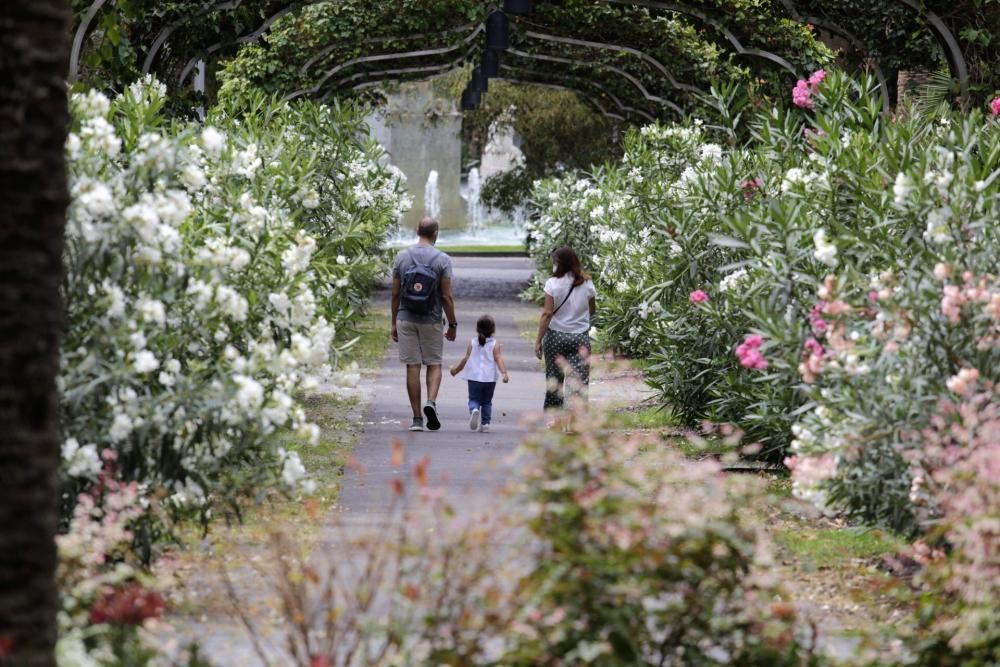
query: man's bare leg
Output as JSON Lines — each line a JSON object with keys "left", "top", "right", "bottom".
{"left": 406, "top": 364, "right": 422, "bottom": 418}
{"left": 426, "top": 364, "right": 442, "bottom": 403}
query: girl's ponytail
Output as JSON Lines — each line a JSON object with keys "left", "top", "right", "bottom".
{"left": 476, "top": 314, "right": 496, "bottom": 347}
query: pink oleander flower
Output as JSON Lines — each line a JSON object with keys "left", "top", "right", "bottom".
{"left": 808, "top": 303, "right": 828, "bottom": 335}
{"left": 792, "top": 70, "right": 827, "bottom": 110}
{"left": 868, "top": 290, "right": 880, "bottom": 303}
{"left": 946, "top": 367, "right": 980, "bottom": 395}
{"left": 942, "top": 284, "right": 967, "bottom": 324}
{"left": 741, "top": 177, "right": 762, "bottom": 200}
{"left": 792, "top": 80, "right": 813, "bottom": 109}
{"left": 689, "top": 289, "right": 709, "bottom": 305}
{"left": 736, "top": 334, "right": 768, "bottom": 371}
{"left": 991, "top": 97, "right": 1000, "bottom": 116}
{"left": 798, "top": 338, "right": 826, "bottom": 384}
{"left": 933, "top": 262, "right": 952, "bottom": 281}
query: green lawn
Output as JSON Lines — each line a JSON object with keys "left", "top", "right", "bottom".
{"left": 438, "top": 244, "right": 526, "bottom": 254}
{"left": 776, "top": 523, "right": 907, "bottom": 569}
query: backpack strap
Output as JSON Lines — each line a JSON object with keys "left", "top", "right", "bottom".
{"left": 552, "top": 281, "right": 579, "bottom": 316}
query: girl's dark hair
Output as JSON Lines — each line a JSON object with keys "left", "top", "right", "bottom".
{"left": 476, "top": 314, "right": 496, "bottom": 346}
{"left": 551, "top": 245, "right": 591, "bottom": 286}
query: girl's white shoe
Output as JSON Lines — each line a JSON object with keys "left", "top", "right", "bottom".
{"left": 469, "top": 408, "right": 481, "bottom": 431}
{"left": 480, "top": 424, "right": 491, "bottom": 433}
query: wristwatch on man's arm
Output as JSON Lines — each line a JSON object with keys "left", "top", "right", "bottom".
{"left": 447, "top": 322, "right": 458, "bottom": 329}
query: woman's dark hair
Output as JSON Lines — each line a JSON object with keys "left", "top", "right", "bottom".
{"left": 551, "top": 245, "right": 591, "bottom": 286}
{"left": 476, "top": 314, "right": 496, "bottom": 347}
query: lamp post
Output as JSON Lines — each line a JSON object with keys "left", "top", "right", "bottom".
{"left": 485, "top": 10, "right": 510, "bottom": 51}
{"left": 503, "top": 0, "right": 531, "bottom": 14}
{"left": 482, "top": 48, "right": 500, "bottom": 77}
{"left": 461, "top": 86, "right": 481, "bottom": 111}
{"left": 470, "top": 65, "right": 489, "bottom": 93}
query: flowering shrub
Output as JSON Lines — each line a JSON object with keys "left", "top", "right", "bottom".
{"left": 55, "top": 451, "right": 172, "bottom": 666}
{"left": 528, "top": 69, "right": 1000, "bottom": 530}
{"left": 62, "top": 79, "right": 410, "bottom": 538}
{"left": 243, "top": 414, "right": 817, "bottom": 666}
{"left": 894, "top": 384, "right": 1000, "bottom": 664}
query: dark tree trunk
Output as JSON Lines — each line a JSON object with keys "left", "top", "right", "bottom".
{"left": 0, "top": 2, "right": 71, "bottom": 666}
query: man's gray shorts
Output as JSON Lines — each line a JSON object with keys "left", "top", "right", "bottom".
{"left": 397, "top": 320, "right": 444, "bottom": 366}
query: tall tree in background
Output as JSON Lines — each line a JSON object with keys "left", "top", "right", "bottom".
{"left": 0, "top": 1, "right": 71, "bottom": 665}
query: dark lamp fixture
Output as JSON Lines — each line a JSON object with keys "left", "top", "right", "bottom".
{"left": 461, "top": 87, "right": 481, "bottom": 111}
{"left": 485, "top": 10, "right": 510, "bottom": 51}
{"left": 504, "top": 0, "right": 531, "bottom": 14}
{"left": 470, "top": 65, "right": 489, "bottom": 93}
{"left": 482, "top": 49, "right": 500, "bottom": 77}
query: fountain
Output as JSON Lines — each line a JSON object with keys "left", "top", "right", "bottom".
{"left": 424, "top": 170, "right": 441, "bottom": 221}
{"left": 370, "top": 78, "right": 527, "bottom": 248}
{"left": 464, "top": 167, "right": 484, "bottom": 236}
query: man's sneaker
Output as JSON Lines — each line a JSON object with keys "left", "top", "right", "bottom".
{"left": 423, "top": 401, "right": 441, "bottom": 431}
{"left": 480, "top": 424, "right": 491, "bottom": 433}
{"left": 469, "top": 408, "right": 481, "bottom": 431}
{"left": 409, "top": 417, "right": 424, "bottom": 432}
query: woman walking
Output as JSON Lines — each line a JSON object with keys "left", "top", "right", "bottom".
{"left": 534, "top": 246, "right": 597, "bottom": 417}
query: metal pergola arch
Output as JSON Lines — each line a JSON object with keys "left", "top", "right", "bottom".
{"left": 505, "top": 44, "right": 685, "bottom": 117}
{"left": 283, "top": 24, "right": 694, "bottom": 117}
{"left": 69, "top": 0, "right": 972, "bottom": 111}
{"left": 304, "top": 42, "right": 656, "bottom": 125}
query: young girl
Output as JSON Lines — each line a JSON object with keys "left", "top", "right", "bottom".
{"left": 450, "top": 314, "right": 509, "bottom": 432}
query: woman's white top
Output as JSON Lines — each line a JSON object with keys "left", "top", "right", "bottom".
{"left": 545, "top": 275, "right": 597, "bottom": 334}
{"left": 460, "top": 337, "right": 499, "bottom": 383}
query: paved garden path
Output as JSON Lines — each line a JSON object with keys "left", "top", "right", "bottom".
{"left": 338, "top": 255, "right": 546, "bottom": 523}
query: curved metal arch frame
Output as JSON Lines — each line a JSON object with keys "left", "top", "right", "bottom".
{"left": 287, "top": 24, "right": 486, "bottom": 101}
{"left": 348, "top": 66, "right": 632, "bottom": 124}
{"left": 306, "top": 42, "right": 649, "bottom": 124}
{"left": 178, "top": 7, "right": 295, "bottom": 86}
{"left": 300, "top": 22, "right": 479, "bottom": 77}
{"left": 68, "top": 0, "right": 971, "bottom": 108}
{"left": 301, "top": 26, "right": 694, "bottom": 115}
{"left": 505, "top": 46, "right": 668, "bottom": 119}
{"left": 494, "top": 76, "right": 627, "bottom": 122}
{"left": 314, "top": 42, "right": 482, "bottom": 102}
{"left": 897, "top": 0, "right": 968, "bottom": 102}
{"left": 521, "top": 30, "right": 702, "bottom": 96}
{"left": 69, "top": 0, "right": 109, "bottom": 83}
{"left": 513, "top": 35, "right": 689, "bottom": 116}
{"left": 604, "top": 0, "right": 799, "bottom": 76}
{"left": 778, "top": 0, "right": 968, "bottom": 104}
{"left": 144, "top": 0, "right": 248, "bottom": 76}
{"left": 497, "top": 64, "right": 653, "bottom": 122}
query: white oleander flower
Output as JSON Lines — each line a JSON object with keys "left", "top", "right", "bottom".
{"left": 109, "top": 413, "right": 134, "bottom": 442}
{"left": 923, "top": 206, "right": 951, "bottom": 243}
{"left": 133, "top": 350, "right": 160, "bottom": 374}
{"left": 892, "top": 172, "right": 914, "bottom": 205}
{"left": 79, "top": 117, "right": 121, "bottom": 157}
{"left": 813, "top": 229, "right": 838, "bottom": 267}
{"left": 201, "top": 127, "right": 227, "bottom": 157}
{"left": 279, "top": 447, "right": 308, "bottom": 486}
{"left": 62, "top": 438, "right": 102, "bottom": 478}
{"left": 137, "top": 297, "right": 166, "bottom": 326}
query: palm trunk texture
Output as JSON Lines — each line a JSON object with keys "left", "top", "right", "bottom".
{"left": 0, "top": 1, "right": 71, "bottom": 665}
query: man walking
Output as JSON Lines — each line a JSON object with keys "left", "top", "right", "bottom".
{"left": 391, "top": 217, "right": 458, "bottom": 431}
